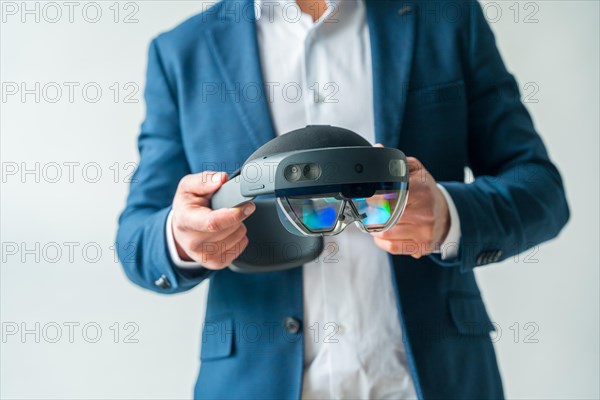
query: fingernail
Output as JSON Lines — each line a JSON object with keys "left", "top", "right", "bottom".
{"left": 243, "top": 203, "right": 256, "bottom": 215}
{"left": 211, "top": 173, "right": 223, "bottom": 184}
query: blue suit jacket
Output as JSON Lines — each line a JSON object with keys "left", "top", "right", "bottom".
{"left": 117, "top": 0, "right": 570, "bottom": 398}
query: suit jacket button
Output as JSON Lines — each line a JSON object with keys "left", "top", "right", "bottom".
{"left": 284, "top": 317, "right": 301, "bottom": 334}
{"left": 476, "top": 252, "right": 486, "bottom": 266}
{"left": 154, "top": 275, "right": 171, "bottom": 289}
{"left": 493, "top": 250, "right": 503, "bottom": 262}
{"left": 483, "top": 252, "right": 492, "bottom": 264}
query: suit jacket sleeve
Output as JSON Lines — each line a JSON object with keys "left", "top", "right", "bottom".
{"left": 116, "top": 38, "right": 213, "bottom": 293}
{"left": 433, "top": 2, "right": 570, "bottom": 271}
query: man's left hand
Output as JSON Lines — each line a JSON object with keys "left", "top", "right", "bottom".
{"left": 372, "top": 157, "right": 450, "bottom": 259}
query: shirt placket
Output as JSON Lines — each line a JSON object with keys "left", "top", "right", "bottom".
{"left": 302, "top": 11, "right": 343, "bottom": 399}
{"left": 302, "top": 5, "right": 336, "bottom": 125}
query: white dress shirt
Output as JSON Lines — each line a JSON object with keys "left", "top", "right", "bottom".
{"left": 166, "top": 0, "right": 461, "bottom": 398}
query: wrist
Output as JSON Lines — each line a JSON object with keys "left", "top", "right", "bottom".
{"left": 435, "top": 187, "right": 451, "bottom": 245}
{"left": 170, "top": 213, "right": 194, "bottom": 262}
{"left": 174, "top": 234, "right": 194, "bottom": 262}
{"left": 166, "top": 210, "right": 203, "bottom": 268}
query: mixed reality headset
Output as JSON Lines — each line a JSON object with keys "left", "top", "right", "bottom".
{"left": 210, "top": 125, "right": 409, "bottom": 273}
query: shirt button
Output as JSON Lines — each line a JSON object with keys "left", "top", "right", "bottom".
{"left": 154, "top": 275, "right": 171, "bottom": 289}
{"left": 314, "top": 94, "right": 326, "bottom": 104}
{"left": 283, "top": 317, "right": 301, "bottom": 334}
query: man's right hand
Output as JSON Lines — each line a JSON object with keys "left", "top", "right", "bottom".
{"left": 171, "top": 171, "right": 256, "bottom": 270}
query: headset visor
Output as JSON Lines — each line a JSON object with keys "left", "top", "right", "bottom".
{"left": 276, "top": 182, "right": 408, "bottom": 236}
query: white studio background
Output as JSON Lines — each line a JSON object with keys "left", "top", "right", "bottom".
{"left": 1, "top": 1, "right": 598, "bottom": 399}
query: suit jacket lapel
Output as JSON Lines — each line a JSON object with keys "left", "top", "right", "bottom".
{"left": 366, "top": 0, "right": 418, "bottom": 149}
{"left": 205, "top": 0, "right": 277, "bottom": 150}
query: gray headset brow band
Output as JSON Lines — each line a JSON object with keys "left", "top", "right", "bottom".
{"left": 211, "top": 178, "right": 256, "bottom": 210}
{"left": 210, "top": 146, "right": 408, "bottom": 210}
{"left": 241, "top": 147, "right": 408, "bottom": 196}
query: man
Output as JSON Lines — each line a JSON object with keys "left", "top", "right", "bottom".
{"left": 117, "top": 0, "right": 570, "bottom": 398}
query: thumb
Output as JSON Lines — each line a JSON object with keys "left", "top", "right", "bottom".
{"left": 179, "top": 171, "right": 228, "bottom": 196}
{"left": 406, "top": 157, "right": 425, "bottom": 174}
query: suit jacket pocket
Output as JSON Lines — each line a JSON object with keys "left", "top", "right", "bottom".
{"left": 200, "top": 316, "right": 234, "bottom": 361}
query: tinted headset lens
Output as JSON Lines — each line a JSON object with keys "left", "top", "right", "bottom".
{"left": 277, "top": 182, "right": 408, "bottom": 236}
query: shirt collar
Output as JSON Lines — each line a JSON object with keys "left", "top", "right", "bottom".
{"left": 254, "top": 0, "right": 353, "bottom": 22}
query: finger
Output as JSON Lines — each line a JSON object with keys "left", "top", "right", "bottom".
{"left": 373, "top": 143, "right": 384, "bottom": 148}
{"left": 221, "top": 226, "right": 249, "bottom": 253}
{"left": 406, "top": 157, "right": 425, "bottom": 175}
{"left": 195, "top": 224, "right": 247, "bottom": 260}
{"left": 371, "top": 223, "right": 415, "bottom": 240}
{"left": 374, "top": 237, "right": 421, "bottom": 256}
{"left": 207, "top": 221, "right": 247, "bottom": 242}
{"left": 204, "top": 235, "right": 249, "bottom": 266}
{"left": 220, "top": 236, "right": 250, "bottom": 265}
{"left": 407, "top": 158, "right": 436, "bottom": 187}
{"left": 185, "top": 223, "right": 245, "bottom": 254}
{"left": 179, "top": 171, "right": 228, "bottom": 196}
{"left": 217, "top": 224, "right": 248, "bottom": 248}
{"left": 185, "top": 202, "right": 256, "bottom": 233}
